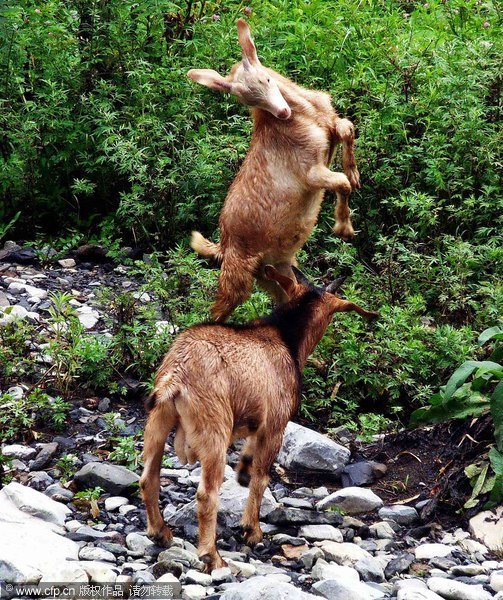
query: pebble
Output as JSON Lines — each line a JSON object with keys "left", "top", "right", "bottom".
{"left": 427, "top": 576, "right": 494, "bottom": 600}
{"left": 316, "top": 486, "right": 383, "bottom": 514}
{"left": 298, "top": 524, "right": 343, "bottom": 542}
{"left": 415, "top": 543, "right": 453, "bottom": 560}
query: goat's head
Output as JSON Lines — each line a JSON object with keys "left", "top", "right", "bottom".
{"left": 264, "top": 265, "right": 378, "bottom": 319}
{"left": 187, "top": 19, "right": 291, "bottom": 120}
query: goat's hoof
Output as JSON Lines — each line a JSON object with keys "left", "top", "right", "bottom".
{"left": 333, "top": 222, "right": 355, "bottom": 242}
{"left": 242, "top": 526, "right": 263, "bottom": 546}
{"left": 200, "top": 552, "right": 227, "bottom": 572}
{"left": 148, "top": 525, "right": 173, "bottom": 548}
{"left": 348, "top": 170, "right": 360, "bottom": 190}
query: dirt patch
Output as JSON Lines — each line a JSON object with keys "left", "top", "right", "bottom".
{"left": 359, "top": 414, "right": 495, "bottom": 527}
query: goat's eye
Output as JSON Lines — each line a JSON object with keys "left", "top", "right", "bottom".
{"left": 267, "top": 78, "right": 270, "bottom": 83}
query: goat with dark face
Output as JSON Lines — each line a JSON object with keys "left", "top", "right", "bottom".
{"left": 189, "top": 19, "right": 361, "bottom": 322}
{"left": 140, "top": 267, "right": 376, "bottom": 572}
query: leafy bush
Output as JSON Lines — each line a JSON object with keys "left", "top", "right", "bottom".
{"left": 411, "top": 326, "right": 503, "bottom": 507}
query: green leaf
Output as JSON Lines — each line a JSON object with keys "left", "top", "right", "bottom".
{"left": 491, "top": 381, "right": 503, "bottom": 452}
{"left": 444, "top": 361, "right": 502, "bottom": 400}
{"left": 489, "top": 447, "right": 503, "bottom": 477}
{"left": 478, "top": 326, "right": 503, "bottom": 345}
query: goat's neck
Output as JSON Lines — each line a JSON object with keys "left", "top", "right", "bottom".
{"left": 295, "top": 309, "right": 333, "bottom": 369}
{"left": 268, "top": 295, "right": 334, "bottom": 370}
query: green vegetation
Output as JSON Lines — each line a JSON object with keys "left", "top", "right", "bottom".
{"left": 412, "top": 326, "right": 503, "bottom": 507}
{"left": 0, "top": 1, "right": 502, "bottom": 438}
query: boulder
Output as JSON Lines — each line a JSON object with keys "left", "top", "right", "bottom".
{"left": 427, "top": 576, "right": 493, "bottom": 600}
{"left": 311, "top": 579, "right": 386, "bottom": 600}
{"left": 468, "top": 506, "right": 503, "bottom": 552}
{"left": 169, "top": 478, "right": 277, "bottom": 532}
{"left": 74, "top": 462, "right": 140, "bottom": 496}
{"left": 277, "top": 422, "right": 350, "bottom": 475}
{"left": 316, "top": 487, "right": 383, "bottom": 515}
{"left": 0, "top": 481, "right": 70, "bottom": 529}
{"left": 378, "top": 505, "right": 418, "bottom": 525}
{"left": 221, "top": 576, "right": 318, "bottom": 599}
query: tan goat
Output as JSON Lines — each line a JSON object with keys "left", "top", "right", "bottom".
{"left": 140, "top": 266, "right": 376, "bottom": 572}
{"left": 189, "top": 19, "right": 360, "bottom": 322}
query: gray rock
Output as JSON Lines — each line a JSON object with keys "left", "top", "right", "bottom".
{"left": 282, "top": 496, "right": 313, "bottom": 509}
{"left": 298, "top": 524, "right": 343, "bottom": 542}
{"left": 267, "top": 507, "right": 342, "bottom": 526}
{"left": 369, "top": 521, "right": 395, "bottom": 539}
{"left": 299, "top": 547, "right": 324, "bottom": 570}
{"left": 28, "top": 471, "right": 54, "bottom": 491}
{"left": 342, "top": 461, "right": 387, "bottom": 487}
{"left": 31, "top": 442, "right": 59, "bottom": 470}
{"left": 126, "top": 532, "right": 155, "bottom": 555}
{"left": 378, "top": 505, "right": 419, "bottom": 525}
{"left": 384, "top": 553, "right": 414, "bottom": 578}
{"left": 427, "top": 576, "right": 493, "bottom": 600}
{"left": 170, "top": 478, "right": 277, "bottom": 532}
{"left": 69, "top": 525, "right": 123, "bottom": 542}
{"left": 0, "top": 481, "right": 70, "bottom": 528}
{"left": 221, "top": 576, "right": 318, "bottom": 599}
{"left": 2, "top": 444, "right": 37, "bottom": 460}
{"left": 74, "top": 462, "right": 140, "bottom": 496}
{"left": 316, "top": 487, "right": 383, "bottom": 515}
{"left": 211, "top": 567, "right": 232, "bottom": 583}
{"left": 184, "top": 569, "right": 212, "bottom": 586}
{"left": 415, "top": 543, "right": 452, "bottom": 560}
{"left": 311, "top": 579, "right": 386, "bottom": 599}
{"left": 44, "top": 484, "right": 74, "bottom": 502}
{"left": 277, "top": 422, "right": 350, "bottom": 475}
{"left": 355, "top": 556, "right": 385, "bottom": 582}
{"left": 181, "top": 585, "right": 206, "bottom": 600}
{"left": 397, "top": 589, "right": 444, "bottom": 600}
{"left": 79, "top": 546, "right": 116, "bottom": 563}
{"left": 105, "top": 496, "right": 129, "bottom": 511}
{"left": 158, "top": 547, "right": 202, "bottom": 569}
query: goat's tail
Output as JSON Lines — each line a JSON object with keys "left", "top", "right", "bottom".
{"left": 190, "top": 231, "right": 223, "bottom": 264}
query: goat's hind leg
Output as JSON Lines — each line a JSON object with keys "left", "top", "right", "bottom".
{"left": 211, "top": 252, "right": 260, "bottom": 322}
{"left": 140, "top": 400, "right": 176, "bottom": 547}
{"left": 236, "top": 436, "right": 257, "bottom": 487}
{"left": 241, "top": 431, "right": 283, "bottom": 545}
{"left": 336, "top": 118, "right": 360, "bottom": 190}
{"left": 196, "top": 440, "right": 227, "bottom": 571}
{"left": 307, "top": 164, "right": 355, "bottom": 241}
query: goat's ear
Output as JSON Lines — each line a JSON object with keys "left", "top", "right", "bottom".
{"left": 291, "top": 266, "right": 311, "bottom": 287}
{"left": 325, "top": 276, "right": 346, "bottom": 295}
{"left": 333, "top": 298, "right": 378, "bottom": 319}
{"left": 237, "top": 19, "right": 259, "bottom": 65}
{"left": 264, "top": 265, "right": 296, "bottom": 296}
{"left": 187, "top": 69, "right": 232, "bottom": 92}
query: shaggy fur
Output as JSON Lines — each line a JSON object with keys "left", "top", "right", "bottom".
{"left": 189, "top": 20, "right": 360, "bottom": 321}
{"left": 139, "top": 266, "right": 376, "bottom": 572}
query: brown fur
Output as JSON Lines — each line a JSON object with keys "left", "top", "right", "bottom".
{"left": 139, "top": 266, "right": 376, "bottom": 571}
{"left": 189, "top": 20, "right": 360, "bottom": 322}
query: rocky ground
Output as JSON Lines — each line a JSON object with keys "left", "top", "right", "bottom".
{"left": 1, "top": 243, "right": 502, "bottom": 600}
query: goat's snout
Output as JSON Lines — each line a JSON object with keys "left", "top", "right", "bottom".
{"left": 276, "top": 107, "right": 291, "bottom": 120}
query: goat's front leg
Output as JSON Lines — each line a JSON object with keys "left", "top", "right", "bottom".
{"left": 335, "top": 118, "right": 360, "bottom": 190}
{"left": 196, "top": 443, "right": 227, "bottom": 572}
{"left": 306, "top": 165, "right": 355, "bottom": 241}
{"left": 241, "top": 432, "right": 283, "bottom": 545}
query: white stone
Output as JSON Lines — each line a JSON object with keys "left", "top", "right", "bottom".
{"left": 378, "top": 505, "right": 418, "bottom": 525}
{"left": 185, "top": 569, "right": 212, "bottom": 586}
{"left": 79, "top": 546, "right": 116, "bottom": 563}
{"left": 39, "top": 563, "right": 88, "bottom": 584}
{"left": 370, "top": 521, "right": 396, "bottom": 539}
{"left": 157, "top": 573, "right": 180, "bottom": 583}
{"left": 226, "top": 559, "right": 256, "bottom": 578}
{"left": 427, "top": 576, "right": 493, "bottom": 600}
{"left": 317, "top": 540, "right": 373, "bottom": 566}
{"left": 0, "top": 481, "right": 71, "bottom": 529}
{"left": 415, "top": 543, "right": 452, "bottom": 560}
{"left": 182, "top": 584, "right": 207, "bottom": 600}
{"left": 105, "top": 496, "right": 129, "bottom": 511}
{"left": 58, "top": 259, "right": 76, "bottom": 268}
{"left": 79, "top": 561, "right": 118, "bottom": 583}
{"left": 458, "top": 538, "right": 489, "bottom": 556}
{"left": 0, "top": 304, "right": 29, "bottom": 324}
{"left": 316, "top": 487, "right": 383, "bottom": 514}
{"left": 126, "top": 532, "right": 154, "bottom": 554}
{"left": 311, "top": 558, "right": 360, "bottom": 582}
{"left": 491, "top": 571, "right": 503, "bottom": 593}
{"left": 220, "top": 576, "right": 317, "bottom": 599}
{"left": 2, "top": 444, "right": 37, "bottom": 460}
{"left": 469, "top": 507, "right": 503, "bottom": 552}
{"left": 311, "top": 578, "right": 386, "bottom": 600}
{"left": 298, "top": 524, "right": 343, "bottom": 542}
{"left": 397, "top": 589, "right": 445, "bottom": 600}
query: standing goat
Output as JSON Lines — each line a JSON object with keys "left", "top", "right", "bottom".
{"left": 140, "top": 266, "right": 376, "bottom": 572}
{"left": 189, "top": 19, "right": 360, "bottom": 322}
